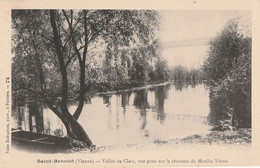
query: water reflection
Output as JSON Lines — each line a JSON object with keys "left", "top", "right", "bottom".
{"left": 12, "top": 80, "right": 211, "bottom": 146}
{"left": 103, "top": 95, "right": 111, "bottom": 106}
{"left": 12, "top": 102, "right": 65, "bottom": 136}
{"left": 174, "top": 79, "right": 201, "bottom": 91}
{"left": 154, "top": 86, "right": 166, "bottom": 123}
{"left": 131, "top": 90, "right": 149, "bottom": 136}
{"left": 28, "top": 102, "right": 44, "bottom": 133}
{"left": 121, "top": 92, "right": 131, "bottom": 108}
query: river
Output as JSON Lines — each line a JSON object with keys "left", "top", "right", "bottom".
{"left": 12, "top": 80, "right": 211, "bottom": 146}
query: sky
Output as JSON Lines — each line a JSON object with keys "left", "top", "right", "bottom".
{"left": 159, "top": 10, "right": 251, "bottom": 69}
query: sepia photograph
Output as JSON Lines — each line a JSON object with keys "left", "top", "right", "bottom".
{"left": 0, "top": 0, "right": 260, "bottom": 167}
{"left": 11, "top": 9, "right": 252, "bottom": 153}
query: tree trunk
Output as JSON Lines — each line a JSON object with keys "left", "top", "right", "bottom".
{"left": 59, "top": 109, "right": 93, "bottom": 147}
{"left": 50, "top": 10, "right": 93, "bottom": 148}
{"left": 73, "top": 62, "right": 85, "bottom": 120}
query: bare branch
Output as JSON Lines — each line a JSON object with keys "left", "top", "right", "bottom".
{"left": 65, "top": 54, "right": 76, "bottom": 68}
{"left": 61, "top": 13, "right": 84, "bottom": 51}
{"left": 72, "top": 10, "right": 89, "bottom": 120}
{"left": 70, "top": 10, "right": 73, "bottom": 25}
{"left": 87, "top": 44, "right": 103, "bottom": 52}
{"left": 62, "top": 9, "right": 82, "bottom": 62}
{"left": 65, "top": 45, "right": 86, "bottom": 68}
{"left": 82, "top": 10, "right": 89, "bottom": 61}
{"left": 62, "top": 36, "right": 71, "bottom": 51}
{"left": 39, "top": 34, "right": 57, "bottom": 63}
{"left": 39, "top": 32, "right": 53, "bottom": 42}
{"left": 71, "top": 16, "right": 83, "bottom": 32}
{"left": 50, "top": 10, "right": 69, "bottom": 112}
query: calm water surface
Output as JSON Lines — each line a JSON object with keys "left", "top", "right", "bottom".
{"left": 12, "top": 80, "right": 210, "bottom": 146}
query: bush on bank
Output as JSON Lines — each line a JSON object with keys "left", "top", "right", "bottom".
{"left": 203, "top": 18, "right": 251, "bottom": 129}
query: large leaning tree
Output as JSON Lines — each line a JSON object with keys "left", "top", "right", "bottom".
{"left": 12, "top": 9, "right": 159, "bottom": 147}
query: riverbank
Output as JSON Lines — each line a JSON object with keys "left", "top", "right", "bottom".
{"left": 68, "top": 128, "right": 251, "bottom": 153}
{"left": 93, "top": 79, "right": 204, "bottom": 96}
{"left": 161, "top": 128, "right": 251, "bottom": 145}
{"left": 12, "top": 128, "right": 251, "bottom": 154}
{"left": 95, "top": 80, "right": 174, "bottom": 96}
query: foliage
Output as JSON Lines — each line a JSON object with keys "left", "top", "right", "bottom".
{"left": 149, "top": 56, "right": 171, "bottom": 82}
{"left": 12, "top": 9, "right": 161, "bottom": 144}
{"left": 12, "top": 9, "right": 160, "bottom": 101}
{"left": 203, "top": 18, "right": 251, "bottom": 128}
{"left": 169, "top": 65, "right": 203, "bottom": 80}
{"left": 179, "top": 128, "right": 251, "bottom": 145}
{"left": 203, "top": 19, "right": 249, "bottom": 86}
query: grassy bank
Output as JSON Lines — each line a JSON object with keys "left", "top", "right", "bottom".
{"left": 68, "top": 128, "right": 251, "bottom": 153}
{"left": 168, "top": 128, "right": 251, "bottom": 145}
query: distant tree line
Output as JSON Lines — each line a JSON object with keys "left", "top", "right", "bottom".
{"left": 84, "top": 44, "right": 173, "bottom": 94}
{"left": 169, "top": 65, "right": 203, "bottom": 80}
{"left": 203, "top": 18, "right": 251, "bottom": 129}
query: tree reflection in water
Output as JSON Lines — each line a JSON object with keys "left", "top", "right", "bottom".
{"left": 133, "top": 90, "right": 149, "bottom": 136}
{"left": 12, "top": 80, "right": 211, "bottom": 145}
{"left": 174, "top": 79, "right": 201, "bottom": 91}
{"left": 121, "top": 92, "right": 132, "bottom": 117}
{"left": 154, "top": 86, "right": 166, "bottom": 123}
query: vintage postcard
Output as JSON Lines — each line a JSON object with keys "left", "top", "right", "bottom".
{"left": 0, "top": 0, "right": 260, "bottom": 167}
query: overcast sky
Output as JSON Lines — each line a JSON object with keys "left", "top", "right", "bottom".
{"left": 159, "top": 10, "right": 251, "bottom": 69}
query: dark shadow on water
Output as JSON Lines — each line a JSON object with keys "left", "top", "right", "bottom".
{"left": 174, "top": 79, "right": 201, "bottom": 91}
{"left": 121, "top": 92, "right": 132, "bottom": 118}
{"left": 154, "top": 85, "right": 167, "bottom": 124}
{"left": 12, "top": 80, "right": 211, "bottom": 153}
